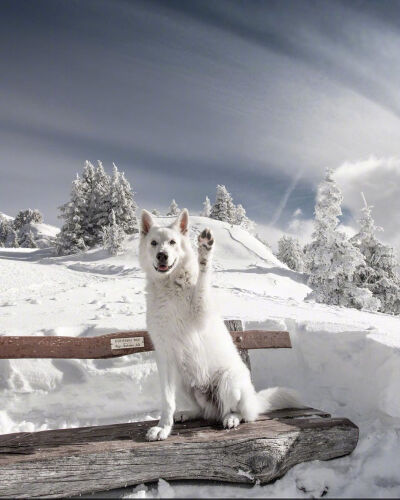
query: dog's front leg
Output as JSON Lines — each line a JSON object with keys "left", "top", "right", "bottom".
{"left": 146, "top": 354, "right": 176, "bottom": 441}
{"left": 194, "top": 228, "right": 214, "bottom": 310}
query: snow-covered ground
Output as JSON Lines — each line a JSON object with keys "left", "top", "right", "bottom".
{"left": 1, "top": 215, "right": 400, "bottom": 498}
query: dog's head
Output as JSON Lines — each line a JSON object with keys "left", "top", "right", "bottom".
{"left": 139, "top": 208, "right": 190, "bottom": 278}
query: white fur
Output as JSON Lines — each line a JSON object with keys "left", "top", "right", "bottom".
{"left": 139, "top": 209, "right": 304, "bottom": 441}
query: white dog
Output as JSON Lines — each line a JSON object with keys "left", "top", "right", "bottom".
{"left": 139, "top": 208, "right": 303, "bottom": 441}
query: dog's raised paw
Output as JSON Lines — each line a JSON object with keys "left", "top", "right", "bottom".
{"left": 198, "top": 228, "right": 214, "bottom": 251}
{"left": 146, "top": 425, "right": 171, "bottom": 441}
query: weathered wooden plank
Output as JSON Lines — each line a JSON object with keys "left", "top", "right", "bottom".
{"left": 0, "top": 409, "right": 358, "bottom": 498}
{"left": 224, "top": 319, "right": 251, "bottom": 370}
{"left": 0, "top": 328, "right": 291, "bottom": 359}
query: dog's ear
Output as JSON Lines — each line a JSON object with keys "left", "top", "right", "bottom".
{"left": 141, "top": 210, "right": 154, "bottom": 236}
{"left": 173, "top": 208, "right": 189, "bottom": 235}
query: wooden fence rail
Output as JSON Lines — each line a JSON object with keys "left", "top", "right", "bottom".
{"left": 0, "top": 329, "right": 291, "bottom": 359}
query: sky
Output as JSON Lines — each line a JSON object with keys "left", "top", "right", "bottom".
{"left": 1, "top": 0, "right": 400, "bottom": 249}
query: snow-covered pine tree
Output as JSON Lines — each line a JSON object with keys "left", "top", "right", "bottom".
{"left": 78, "top": 160, "right": 98, "bottom": 247}
{"left": 0, "top": 215, "right": 9, "bottom": 247}
{"left": 109, "top": 164, "right": 138, "bottom": 234}
{"left": 167, "top": 199, "right": 179, "bottom": 216}
{"left": 200, "top": 196, "right": 212, "bottom": 217}
{"left": 102, "top": 209, "right": 126, "bottom": 256}
{"left": 19, "top": 230, "right": 37, "bottom": 248}
{"left": 277, "top": 235, "right": 304, "bottom": 272}
{"left": 56, "top": 175, "right": 88, "bottom": 255}
{"left": 5, "top": 227, "right": 19, "bottom": 248}
{"left": 351, "top": 193, "right": 400, "bottom": 314}
{"left": 0, "top": 216, "right": 19, "bottom": 248}
{"left": 151, "top": 209, "right": 160, "bottom": 216}
{"left": 13, "top": 209, "right": 43, "bottom": 229}
{"left": 57, "top": 161, "right": 138, "bottom": 254}
{"left": 234, "top": 203, "right": 254, "bottom": 231}
{"left": 305, "top": 169, "right": 379, "bottom": 311}
{"left": 92, "top": 161, "right": 112, "bottom": 239}
{"left": 210, "top": 185, "right": 236, "bottom": 223}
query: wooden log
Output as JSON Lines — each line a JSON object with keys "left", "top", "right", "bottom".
{"left": 0, "top": 328, "right": 291, "bottom": 359}
{"left": 224, "top": 319, "right": 251, "bottom": 370}
{"left": 0, "top": 408, "right": 359, "bottom": 498}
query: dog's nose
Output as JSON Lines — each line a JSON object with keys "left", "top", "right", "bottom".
{"left": 156, "top": 252, "right": 168, "bottom": 263}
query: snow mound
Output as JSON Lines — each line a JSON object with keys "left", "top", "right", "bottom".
{"left": 27, "top": 222, "right": 59, "bottom": 248}
{"left": 0, "top": 212, "right": 13, "bottom": 221}
{"left": 0, "top": 212, "right": 59, "bottom": 248}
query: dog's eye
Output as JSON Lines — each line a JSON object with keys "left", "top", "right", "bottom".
{"left": 151, "top": 240, "right": 157, "bottom": 246}
{"left": 170, "top": 240, "right": 176, "bottom": 245}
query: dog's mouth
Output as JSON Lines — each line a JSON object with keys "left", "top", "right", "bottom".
{"left": 154, "top": 260, "right": 176, "bottom": 273}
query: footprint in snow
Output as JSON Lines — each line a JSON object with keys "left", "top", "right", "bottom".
{"left": 27, "top": 298, "right": 41, "bottom": 305}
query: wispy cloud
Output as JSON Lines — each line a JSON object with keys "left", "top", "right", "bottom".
{"left": 270, "top": 169, "right": 303, "bottom": 226}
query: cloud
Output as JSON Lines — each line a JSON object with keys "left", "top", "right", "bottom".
{"left": 258, "top": 216, "right": 314, "bottom": 252}
{"left": 335, "top": 157, "right": 400, "bottom": 252}
{"left": 270, "top": 169, "right": 303, "bottom": 226}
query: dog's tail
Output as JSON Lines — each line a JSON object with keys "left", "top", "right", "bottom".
{"left": 256, "top": 387, "right": 305, "bottom": 413}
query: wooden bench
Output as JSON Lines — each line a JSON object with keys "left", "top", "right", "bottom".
{"left": 0, "top": 320, "right": 359, "bottom": 498}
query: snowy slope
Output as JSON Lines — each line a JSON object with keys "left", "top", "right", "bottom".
{"left": 0, "top": 215, "right": 400, "bottom": 498}
{"left": 0, "top": 212, "right": 13, "bottom": 221}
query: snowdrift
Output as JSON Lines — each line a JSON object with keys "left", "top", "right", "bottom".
{"left": 0, "top": 215, "right": 400, "bottom": 497}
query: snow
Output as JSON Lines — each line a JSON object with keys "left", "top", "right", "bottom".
{"left": 0, "top": 211, "right": 59, "bottom": 248}
{"left": 1, "top": 215, "right": 400, "bottom": 497}
{"left": 0, "top": 212, "right": 13, "bottom": 221}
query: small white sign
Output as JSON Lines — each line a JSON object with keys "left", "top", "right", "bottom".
{"left": 111, "top": 337, "right": 144, "bottom": 350}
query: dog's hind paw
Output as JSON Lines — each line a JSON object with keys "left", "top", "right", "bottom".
{"left": 198, "top": 228, "right": 214, "bottom": 252}
{"left": 223, "top": 413, "right": 241, "bottom": 429}
{"left": 145, "top": 425, "right": 171, "bottom": 441}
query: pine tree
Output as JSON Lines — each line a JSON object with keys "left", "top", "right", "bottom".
{"left": 92, "top": 161, "right": 112, "bottom": 236}
{"left": 109, "top": 164, "right": 138, "bottom": 234}
{"left": 305, "top": 169, "right": 379, "bottom": 311}
{"left": 0, "top": 215, "right": 9, "bottom": 247}
{"left": 102, "top": 209, "right": 126, "bottom": 256}
{"left": 351, "top": 193, "right": 400, "bottom": 314}
{"left": 210, "top": 185, "right": 236, "bottom": 223}
{"left": 5, "top": 227, "right": 19, "bottom": 248}
{"left": 78, "top": 160, "right": 98, "bottom": 247}
{"left": 56, "top": 162, "right": 138, "bottom": 255}
{"left": 0, "top": 216, "right": 19, "bottom": 248}
{"left": 151, "top": 209, "right": 160, "bottom": 216}
{"left": 201, "top": 196, "right": 211, "bottom": 217}
{"left": 167, "top": 199, "right": 179, "bottom": 216}
{"left": 277, "top": 235, "right": 304, "bottom": 272}
{"left": 14, "top": 209, "right": 43, "bottom": 229}
{"left": 19, "top": 230, "right": 37, "bottom": 248}
{"left": 234, "top": 204, "right": 254, "bottom": 231}
{"left": 56, "top": 175, "right": 88, "bottom": 255}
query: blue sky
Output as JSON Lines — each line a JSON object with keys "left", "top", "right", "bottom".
{"left": 1, "top": 0, "right": 400, "bottom": 246}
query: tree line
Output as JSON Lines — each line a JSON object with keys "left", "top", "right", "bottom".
{"left": 55, "top": 163, "right": 254, "bottom": 256}
{"left": 277, "top": 169, "right": 400, "bottom": 315}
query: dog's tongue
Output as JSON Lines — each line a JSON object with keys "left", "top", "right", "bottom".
{"left": 158, "top": 264, "right": 168, "bottom": 271}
